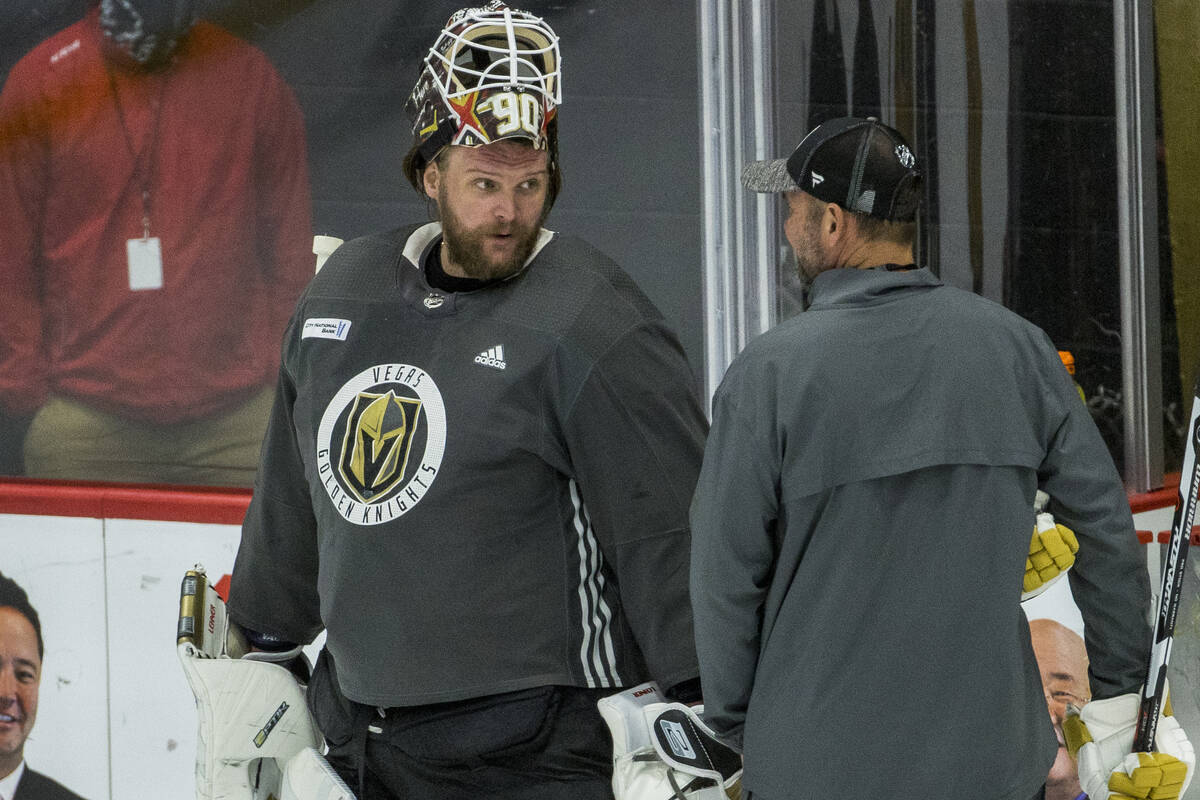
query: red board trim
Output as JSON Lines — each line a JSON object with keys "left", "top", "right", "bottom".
{"left": 0, "top": 472, "right": 1185, "bottom": 528}
{"left": 1128, "top": 472, "right": 1180, "bottom": 515}
{"left": 0, "top": 478, "right": 250, "bottom": 525}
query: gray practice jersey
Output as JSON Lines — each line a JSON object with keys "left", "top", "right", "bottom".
{"left": 230, "top": 223, "right": 706, "bottom": 707}
{"left": 691, "top": 267, "right": 1150, "bottom": 800}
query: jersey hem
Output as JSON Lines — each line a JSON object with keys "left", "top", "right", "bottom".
{"left": 339, "top": 671, "right": 607, "bottom": 707}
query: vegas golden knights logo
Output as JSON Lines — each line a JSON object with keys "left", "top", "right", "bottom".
{"left": 317, "top": 364, "right": 447, "bottom": 526}
{"left": 339, "top": 391, "right": 423, "bottom": 503}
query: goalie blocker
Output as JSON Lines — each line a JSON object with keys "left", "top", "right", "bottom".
{"left": 176, "top": 566, "right": 356, "bottom": 800}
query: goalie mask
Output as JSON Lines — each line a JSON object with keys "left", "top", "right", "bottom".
{"left": 404, "top": 2, "right": 562, "bottom": 194}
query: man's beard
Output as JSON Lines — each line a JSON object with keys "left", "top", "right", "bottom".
{"left": 438, "top": 189, "right": 546, "bottom": 282}
{"left": 791, "top": 202, "right": 831, "bottom": 290}
{"left": 791, "top": 236, "right": 829, "bottom": 309}
{"left": 794, "top": 247, "right": 824, "bottom": 287}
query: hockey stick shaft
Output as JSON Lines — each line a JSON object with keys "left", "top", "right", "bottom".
{"left": 1133, "top": 374, "right": 1200, "bottom": 752}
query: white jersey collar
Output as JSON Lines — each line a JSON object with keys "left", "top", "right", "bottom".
{"left": 401, "top": 222, "right": 556, "bottom": 274}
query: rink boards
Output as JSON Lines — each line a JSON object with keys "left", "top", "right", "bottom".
{"left": 0, "top": 481, "right": 1183, "bottom": 800}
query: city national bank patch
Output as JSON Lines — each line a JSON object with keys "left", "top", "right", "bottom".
{"left": 302, "top": 317, "right": 352, "bottom": 341}
{"left": 317, "top": 364, "right": 446, "bottom": 525}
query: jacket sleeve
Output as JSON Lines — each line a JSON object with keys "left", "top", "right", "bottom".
{"left": 688, "top": 368, "right": 780, "bottom": 749}
{"left": 0, "top": 60, "right": 50, "bottom": 420}
{"left": 560, "top": 320, "right": 708, "bottom": 694}
{"left": 228, "top": 341, "right": 324, "bottom": 644}
{"left": 1036, "top": 341, "right": 1151, "bottom": 700}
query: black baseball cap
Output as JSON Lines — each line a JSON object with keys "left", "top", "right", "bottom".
{"left": 741, "top": 116, "right": 922, "bottom": 221}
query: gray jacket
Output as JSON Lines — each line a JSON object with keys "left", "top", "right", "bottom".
{"left": 690, "top": 266, "right": 1149, "bottom": 800}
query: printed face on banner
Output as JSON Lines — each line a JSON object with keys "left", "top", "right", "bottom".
{"left": 1029, "top": 618, "right": 1090, "bottom": 800}
{"left": 0, "top": 607, "right": 40, "bottom": 772}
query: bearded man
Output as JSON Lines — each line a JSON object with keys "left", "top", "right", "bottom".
{"left": 226, "top": 4, "right": 707, "bottom": 798}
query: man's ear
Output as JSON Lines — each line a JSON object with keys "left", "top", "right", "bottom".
{"left": 822, "top": 202, "right": 845, "bottom": 243}
{"left": 422, "top": 160, "right": 441, "bottom": 200}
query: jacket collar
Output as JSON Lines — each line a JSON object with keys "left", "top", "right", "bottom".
{"left": 807, "top": 265, "right": 942, "bottom": 310}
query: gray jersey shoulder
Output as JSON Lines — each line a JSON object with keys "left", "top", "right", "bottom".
{"left": 295, "top": 225, "right": 671, "bottom": 362}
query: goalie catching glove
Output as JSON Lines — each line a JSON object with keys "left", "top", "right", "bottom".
{"left": 598, "top": 682, "right": 742, "bottom": 800}
{"left": 1022, "top": 490, "right": 1079, "bottom": 601}
{"left": 1063, "top": 688, "right": 1195, "bottom": 800}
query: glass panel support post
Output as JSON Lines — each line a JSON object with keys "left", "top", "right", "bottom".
{"left": 697, "top": 0, "right": 778, "bottom": 405}
{"left": 1114, "top": 0, "right": 1164, "bottom": 491}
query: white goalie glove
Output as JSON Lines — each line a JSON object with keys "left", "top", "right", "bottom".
{"left": 1022, "top": 490, "right": 1080, "bottom": 601}
{"left": 1063, "top": 689, "right": 1195, "bottom": 800}
{"left": 598, "top": 682, "right": 743, "bottom": 800}
{"left": 176, "top": 566, "right": 354, "bottom": 800}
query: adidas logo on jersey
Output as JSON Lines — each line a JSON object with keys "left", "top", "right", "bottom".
{"left": 475, "top": 345, "right": 507, "bottom": 370}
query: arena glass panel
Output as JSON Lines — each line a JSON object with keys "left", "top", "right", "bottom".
{"left": 768, "top": 0, "right": 1196, "bottom": 489}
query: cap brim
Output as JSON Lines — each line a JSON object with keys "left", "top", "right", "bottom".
{"left": 741, "top": 158, "right": 800, "bottom": 192}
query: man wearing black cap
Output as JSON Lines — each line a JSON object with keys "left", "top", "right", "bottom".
{"left": 689, "top": 117, "right": 1191, "bottom": 800}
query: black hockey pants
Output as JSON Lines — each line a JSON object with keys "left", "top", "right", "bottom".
{"left": 308, "top": 648, "right": 614, "bottom": 800}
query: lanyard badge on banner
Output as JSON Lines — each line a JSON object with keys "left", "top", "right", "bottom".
{"left": 108, "top": 66, "right": 167, "bottom": 291}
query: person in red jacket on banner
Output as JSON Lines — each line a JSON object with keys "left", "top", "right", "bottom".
{"left": 0, "top": 0, "right": 312, "bottom": 486}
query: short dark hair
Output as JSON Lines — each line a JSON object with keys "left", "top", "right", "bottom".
{"left": 0, "top": 572, "right": 43, "bottom": 661}
{"left": 851, "top": 210, "right": 919, "bottom": 248}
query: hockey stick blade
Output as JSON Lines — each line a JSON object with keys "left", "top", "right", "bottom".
{"left": 1133, "top": 374, "right": 1200, "bottom": 752}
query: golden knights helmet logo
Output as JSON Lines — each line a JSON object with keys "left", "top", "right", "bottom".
{"left": 317, "top": 364, "right": 447, "bottom": 525}
{"left": 342, "top": 390, "right": 422, "bottom": 502}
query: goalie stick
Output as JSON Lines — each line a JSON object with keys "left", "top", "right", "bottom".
{"left": 1133, "top": 373, "right": 1200, "bottom": 752}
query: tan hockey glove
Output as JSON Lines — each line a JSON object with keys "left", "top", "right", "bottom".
{"left": 1022, "top": 492, "right": 1079, "bottom": 600}
{"left": 1063, "top": 691, "right": 1195, "bottom": 800}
